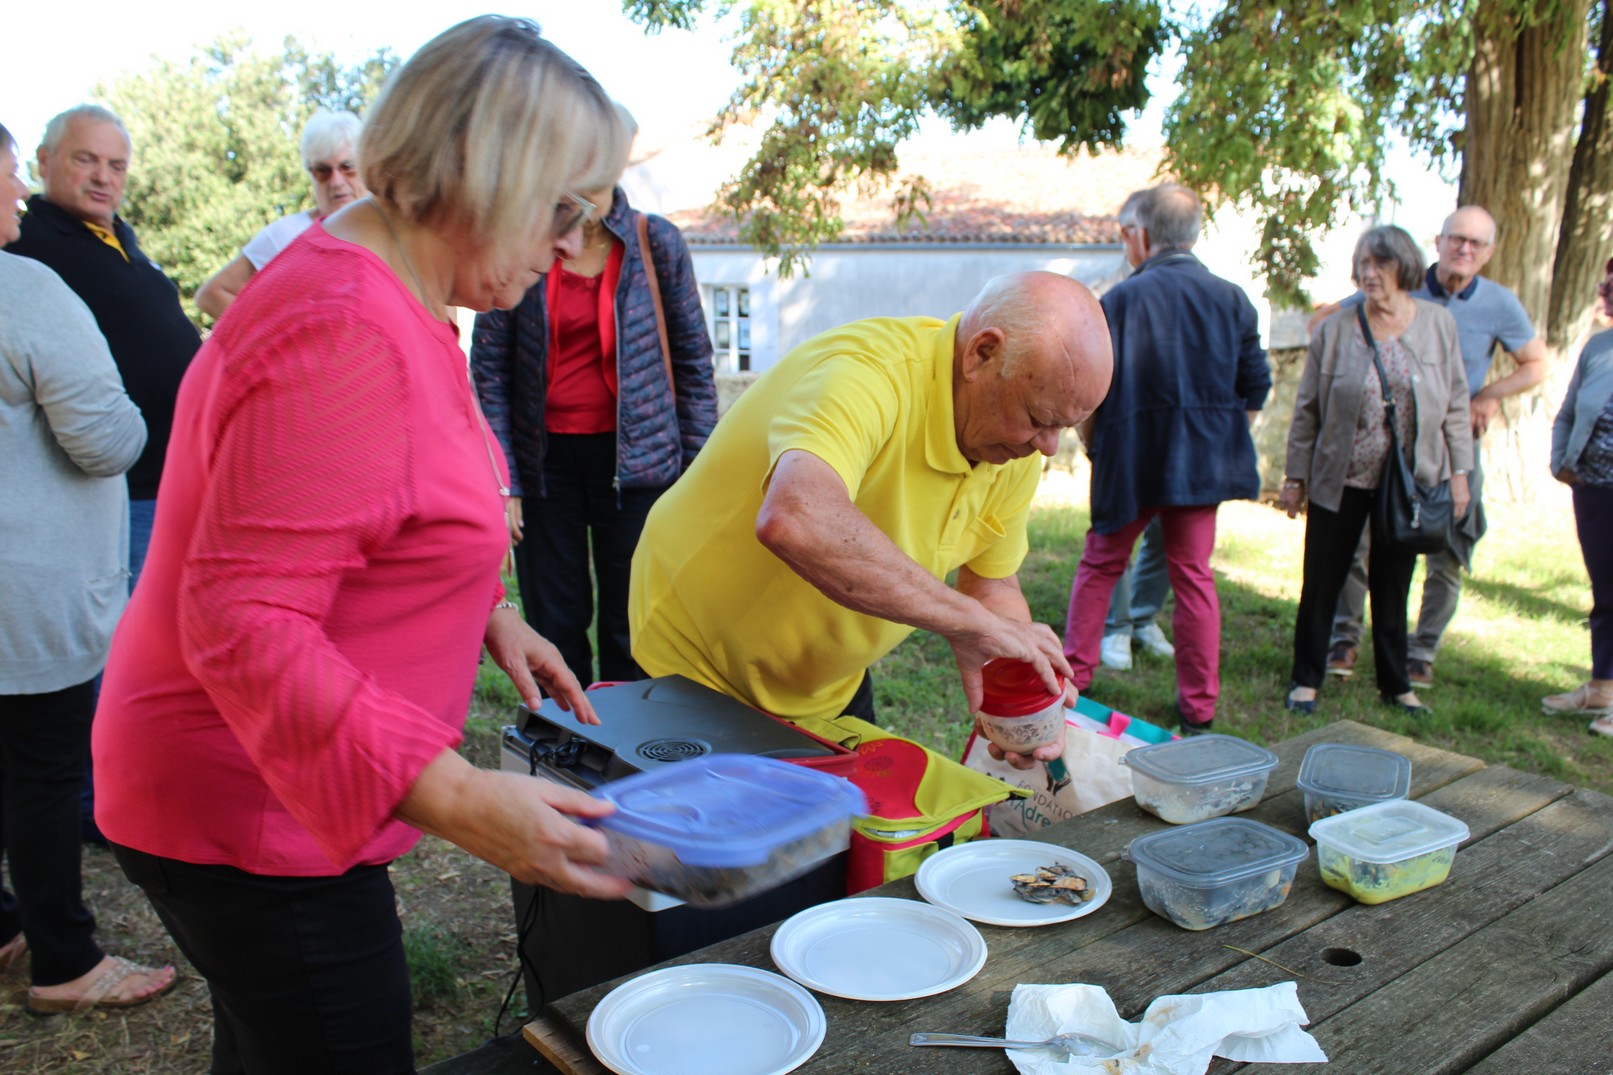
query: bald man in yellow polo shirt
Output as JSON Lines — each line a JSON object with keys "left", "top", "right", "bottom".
{"left": 629, "top": 272, "right": 1113, "bottom": 766}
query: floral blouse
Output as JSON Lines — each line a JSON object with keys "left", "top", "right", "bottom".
{"left": 1576, "top": 393, "right": 1613, "bottom": 487}
{"left": 1345, "top": 333, "right": 1417, "bottom": 490}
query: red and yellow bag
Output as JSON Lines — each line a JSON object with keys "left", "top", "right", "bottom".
{"left": 789, "top": 715, "right": 1024, "bottom": 893}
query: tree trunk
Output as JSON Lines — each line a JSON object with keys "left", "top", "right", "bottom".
{"left": 1549, "top": 0, "right": 1613, "bottom": 359}
{"left": 1459, "top": 0, "right": 1592, "bottom": 502}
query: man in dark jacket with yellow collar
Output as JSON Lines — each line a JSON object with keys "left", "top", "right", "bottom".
{"left": 8, "top": 104, "right": 200, "bottom": 846}
{"left": 10, "top": 105, "right": 200, "bottom": 591}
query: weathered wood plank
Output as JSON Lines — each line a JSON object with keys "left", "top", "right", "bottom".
{"left": 523, "top": 1017, "right": 606, "bottom": 1075}
{"left": 1021, "top": 765, "right": 1575, "bottom": 1022}
{"left": 532, "top": 725, "right": 1509, "bottom": 1074}
{"left": 1234, "top": 795, "right": 1613, "bottom": 1075}
{"left": 1202, "top": 779, "right": 1606, "bottom": 1073}
{"left": 1463, "top": 968, "right": 1613, "bottom": 1075}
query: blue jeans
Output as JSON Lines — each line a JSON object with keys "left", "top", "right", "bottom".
{"left": 83, "top": 497, "right": 155, "bottom": 838}
{"left": 127, "top": 497, "right": 156, "bottom": 593}
{"left": 1103, "top": 517, "right": 1171, "bottom": 637}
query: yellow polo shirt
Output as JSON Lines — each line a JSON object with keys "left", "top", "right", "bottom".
{"left": 629, "top": 314, "right": 1042, "bottom": 721}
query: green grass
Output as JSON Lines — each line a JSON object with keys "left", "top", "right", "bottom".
{"left": 872, "top": 482, "right": 1612, "bottom": 797}
{"left": 403, "top": 925, "right": 462, "bottom": 1008}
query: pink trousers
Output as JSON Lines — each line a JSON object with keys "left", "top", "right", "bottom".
{"left": 1063, "top": 505, "right": 1222, "bottom": 725}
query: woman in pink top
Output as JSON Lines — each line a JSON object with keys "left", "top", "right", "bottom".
{"left": 93, "top": 18, "right": 633, "bottom": 1071}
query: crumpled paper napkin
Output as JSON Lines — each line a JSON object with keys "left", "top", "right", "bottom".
{"left": 1003, "top": 981, "right": 1327, "bottom": 1074}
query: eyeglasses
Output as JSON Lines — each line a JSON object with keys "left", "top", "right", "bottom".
{"left": 309, "top": 160, "right": 358, "bottom": 183}
{"left": 1440, "top": 233, "right": 1492, "bottom": 251}
{"left": 552, "top": 191, "right": 598, "bottom": 238}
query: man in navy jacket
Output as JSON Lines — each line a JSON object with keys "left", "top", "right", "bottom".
{"left": 1062, "top": 183, "right": 1271, "bottom": 734}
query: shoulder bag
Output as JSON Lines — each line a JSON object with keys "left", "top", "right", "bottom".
{"left": 1357, "top": 304, "right": 1452, "bottom": 554}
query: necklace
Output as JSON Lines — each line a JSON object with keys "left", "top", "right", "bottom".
{"left": 372, "top": 201, "right": 511, "bottom": 508}
{"left": 372, "top": 201, "right": 444, "bottom": 320}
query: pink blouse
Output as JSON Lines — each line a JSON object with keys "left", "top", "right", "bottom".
{"left": 94, "top": 224, "right": 510, "bottom": 876}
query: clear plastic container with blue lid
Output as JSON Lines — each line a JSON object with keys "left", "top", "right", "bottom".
{"left": 1296, "top": 743, "right": 1412, "bottom": 823}
{"left": 592, "top": 754, "right": 867, "bottom": 907}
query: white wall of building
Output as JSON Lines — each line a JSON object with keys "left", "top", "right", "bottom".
{"left": 690, "top": 245, "right": 1128, "bottom": 370}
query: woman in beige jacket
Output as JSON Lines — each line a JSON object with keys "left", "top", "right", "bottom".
{"left": 1281, "top": 225, "right": 1472, "bottom": 716}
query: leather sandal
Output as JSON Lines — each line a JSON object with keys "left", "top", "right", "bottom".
{"left": 27, "top": 955, "right": 177, "bottom": 1015}
{"left": 1541, "top": 682, "right": 1613, "bottom": 717}
{"left": 0, "top": 932, "right": 26, "bottom": 971}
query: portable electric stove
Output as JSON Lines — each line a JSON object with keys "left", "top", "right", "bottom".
{"left": 498, "top": 675, "right": 851, "bottom": 1010}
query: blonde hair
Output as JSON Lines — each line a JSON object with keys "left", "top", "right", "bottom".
{"left": 360, "top": 16, "right": 623, "bottom": 262}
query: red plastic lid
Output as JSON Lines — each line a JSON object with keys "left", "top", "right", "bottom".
{"left": 978, "top": 659, "right": 1065, "bottom": 717}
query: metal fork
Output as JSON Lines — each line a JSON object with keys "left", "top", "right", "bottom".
{"left": 910, "top": 1030, "right": 1122, "bottom": 1059}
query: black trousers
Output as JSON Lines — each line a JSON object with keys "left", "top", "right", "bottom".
{"left": 1291, "top": 486, "right": 1418, "bottom": 698}
{"left": 113, "top": 845, "right": 414, "bottom": 1075}
{"left": 515, "top": 432, "right": 667, "bottom": 687}
{"left": 0, "top": 679, "right": 103, "bottom": 985}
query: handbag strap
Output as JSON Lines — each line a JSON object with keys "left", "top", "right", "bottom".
{"left": 1354, "top": 303, "right": 1400, "bottom": 434}
{"left": 635, "top": 213, "right": 674, "bottom": 387}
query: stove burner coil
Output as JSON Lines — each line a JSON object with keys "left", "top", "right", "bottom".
{"left": 636, "top": 737, "right": 712, "bottom": 763}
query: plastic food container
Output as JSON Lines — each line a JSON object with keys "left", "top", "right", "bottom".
{"left": 1296, "top": 743, "right": 1412, "bottom": 824}
{"left": 974, "top": 659, "right": 1066, "bottom": 755}
{"left": 591, "top": 755, "right": 867, "bottom": 908}
{"left": 1310, "top": 799, "right": 1469, "bottom": 905}
{"left": 1121, "top": 734, "right": 1279, "bottom": 823}
{"left": 1125, "top": 817, "right": 1308, "bottom": 930}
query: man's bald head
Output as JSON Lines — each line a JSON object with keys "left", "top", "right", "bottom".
{"left": 952, "top": 271, "right": 1113, "bottom": 465}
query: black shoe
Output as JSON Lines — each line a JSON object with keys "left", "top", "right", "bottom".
{"left": 1382, "top": 693, "right": 1433, "bottom": 716}
{"left": 1284, "top": 683, "right": 1317, "bottom": 714}
{"left": 1177, "top": 713, "right": 1215, "bottom": 737}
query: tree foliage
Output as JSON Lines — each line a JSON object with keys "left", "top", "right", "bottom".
{"left": 625, "top": 0, "right": 1605, "bottom": 337}
{"left": 630, "top": 1, "right": 1166, "bottom": 275}
{"left": 1163, "top": 0, "right": 1470, "bottom": 307}
{"left": 96, "top": 35, "right": 395, "bottom": 324}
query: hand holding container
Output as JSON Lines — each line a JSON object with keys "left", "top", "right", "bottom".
{"left": 591, "top": 754, "right": 867, "bottom": 907}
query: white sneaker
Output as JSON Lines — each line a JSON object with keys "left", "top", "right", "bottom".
{"left": 1134, "top": 623, "right": 1175, "bottom": 659}
{"left": 1100, "top": 634, "right": 1133, "bottom": 671}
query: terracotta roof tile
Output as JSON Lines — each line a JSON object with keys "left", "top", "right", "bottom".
{"left": 665, "top": 141, "right": 1170, "bottom": 246}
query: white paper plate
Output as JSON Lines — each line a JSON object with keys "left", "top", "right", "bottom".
{"left": 914, "top": 838, "right": 1112, "bottom": 927}
{"left": 769, "top": 896, "right": 988, "bottom": 1001}
{"left": 585, "top": 963, "right": 825, "bottom": 1075}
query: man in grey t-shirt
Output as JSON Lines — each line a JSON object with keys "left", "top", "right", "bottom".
{"left": 1313, "top": 206, "right": 1549, "bottom": 685}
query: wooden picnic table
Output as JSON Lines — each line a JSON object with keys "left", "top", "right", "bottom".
{"left": 523, "top": 720, "right": 1613, "bottom": 1074}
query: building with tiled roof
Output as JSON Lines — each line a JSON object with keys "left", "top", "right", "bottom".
{"left": 663, "top": 142, "right": 1170, "bottom": 249}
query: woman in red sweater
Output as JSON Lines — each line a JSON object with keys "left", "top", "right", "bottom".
{"left": 93, "top": 18, "right": 632, "bottom": 1070}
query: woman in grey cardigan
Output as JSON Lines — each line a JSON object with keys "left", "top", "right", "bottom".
{"left": 0, "top": 123, "right": 173, "bottom": 1012}
{"left": 1544, "top": 256, "right": 1613, "bottom": 733}
{"left": 1281, "top": 225, "right": 1472, "bottom": 718}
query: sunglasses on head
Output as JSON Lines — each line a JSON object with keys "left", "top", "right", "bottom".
{"left": 309, "top": 160, "right": 358, "bottom": 182}
{"left": 552, "top": 191, "right": 598, "bottom": 238}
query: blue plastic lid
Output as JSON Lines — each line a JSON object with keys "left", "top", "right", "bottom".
{"left": 592, "top": 755, "right": 867, "bottom": 867}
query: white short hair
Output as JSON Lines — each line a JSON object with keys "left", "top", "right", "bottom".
{"left": 41, "top": 105, "right": 128, "bottom": 152}
{"left": 301, "top": 110, "right": 363, "bottom": 168}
